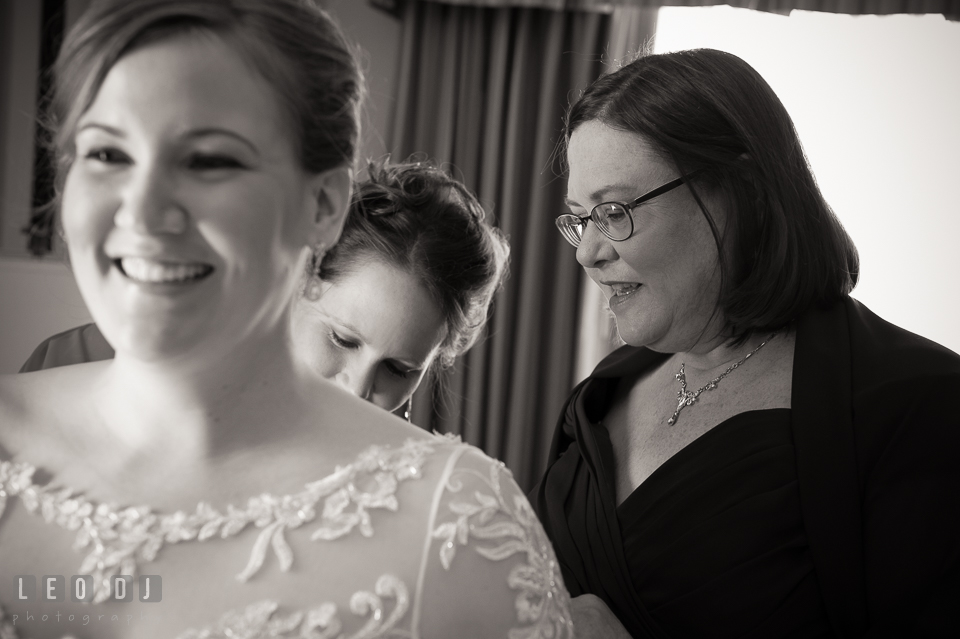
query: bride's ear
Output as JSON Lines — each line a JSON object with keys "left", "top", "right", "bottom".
{"left": 306, "top": 166, "right": 352, "bottom": 248}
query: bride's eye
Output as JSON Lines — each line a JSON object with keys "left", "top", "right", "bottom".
{"left": 329, "top": 330, "right": 359, "bottom": 350}
{"left": 84, "top": 147, "right": 130, "bottom": 165}
{"left": 187, "top": 153, "right": 245, "bottom": 171}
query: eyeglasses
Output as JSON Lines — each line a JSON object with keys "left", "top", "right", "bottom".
{"left": 555, "top": 175, "right": 692, "bottom": 248}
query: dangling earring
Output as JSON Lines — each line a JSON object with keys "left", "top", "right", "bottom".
{"left": 404, "top": 397, "right": 413, "bottom": 422}
{"left": 305, "top": 243, "right": 326, "bottom": 300}
{"left": 305, "top": 276, "right": 323, "bottom": 301}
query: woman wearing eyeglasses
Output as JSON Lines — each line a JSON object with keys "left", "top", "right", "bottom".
{"left": 533, "top": 49, "right": 960, "bottom": 638}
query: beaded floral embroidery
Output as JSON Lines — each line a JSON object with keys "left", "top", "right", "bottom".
{"left": 431, "top": 454, "right": 574, "bottom": 639}
{"left": 174, "top": 574, "right": 409, "bottom": 639}
{"left": 0, "top": 438, "right": 435, "bottom": 603}
{"left": 0, "top": 435, "right": 573, "bottom": 638}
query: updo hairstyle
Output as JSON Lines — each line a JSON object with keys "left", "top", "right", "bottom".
{"left": 566, "top": 48, "right": 859, "bottom": 341}
{"left": 50, "top": 0, "right": 363, "bottom": 192}
{"left": 313, "top": 160, "right": 510, "bottom": 369}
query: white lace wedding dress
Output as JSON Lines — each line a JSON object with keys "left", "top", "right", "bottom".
{"left": 0, "top": 433, "right": 572, "bottom": 638}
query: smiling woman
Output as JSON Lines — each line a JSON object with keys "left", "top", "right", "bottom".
{"left": 63, "top": 32, "right": 324, "bottom": 362}
{"left": 534, "top": 48, "right": 960, "bottom": 638}
{"left": 0, "top": 1, "right": 569, "bottom": 638}
{"left": 563, "top": 121, "right": 725, "bottom": 352}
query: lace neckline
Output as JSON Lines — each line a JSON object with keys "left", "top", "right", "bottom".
{"left": 0, "top": 435, "right": 443, "bottom": 603}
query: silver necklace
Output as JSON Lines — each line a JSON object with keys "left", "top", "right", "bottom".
{"left": 667, "top": 333, "right": 776, "bottom": 426}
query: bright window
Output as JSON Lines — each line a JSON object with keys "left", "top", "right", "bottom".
{"left": 655, "top": 8, "right": 960, "bottom": 354}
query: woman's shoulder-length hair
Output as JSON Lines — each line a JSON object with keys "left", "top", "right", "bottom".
{"left": 566, "top": 48, "right": 859, "bottom": 341}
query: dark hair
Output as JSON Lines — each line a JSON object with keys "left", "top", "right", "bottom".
{"left": 566, "top": 48, "right": 859, "bottom": 340}
{"left": 50, "top": 0, "right": 362, "bottom": 193}
{"left": 311, "top": 160, "right": 510, "bottom": 368}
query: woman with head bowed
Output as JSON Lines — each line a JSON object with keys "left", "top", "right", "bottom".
{"left": 294, "top": 159, "right": 511, "bottom": 416}
{"left": 0, "top": 2, "right": 570, "bottom": 637}
{"left": 533, "top": 49, "right": 960, "bottom": 638}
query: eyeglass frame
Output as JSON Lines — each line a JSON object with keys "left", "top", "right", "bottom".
{"left": 555, "top": 173, "right": 695, "bottom": 248}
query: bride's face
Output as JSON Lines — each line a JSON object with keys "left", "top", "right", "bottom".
{"left": 61, "top": 33, "right": 328, "bottom": 361}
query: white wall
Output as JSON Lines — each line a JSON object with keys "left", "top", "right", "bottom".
{"left": 655, "top": 7, "right": 960, "bottom": 354}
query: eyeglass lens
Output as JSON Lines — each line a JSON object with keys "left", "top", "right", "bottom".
{"left": 555, "top": 216, "right": 584, "bottom": 246}
{"left": 594, "top": 203, "right": 632, "bottom": 240}
{"left": 556, "top": 202, "right": 633, "bottom": 247}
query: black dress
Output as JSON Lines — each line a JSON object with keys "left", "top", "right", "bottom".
{"left": 532, "top": 298, "right": 960, "bottom": 638}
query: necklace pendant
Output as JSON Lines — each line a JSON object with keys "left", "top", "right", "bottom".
{"left": 665, "top": 332, "right": 777, "bottom": 427}
{"left": 668, "top": 394, "right": 691, "bottom": 426}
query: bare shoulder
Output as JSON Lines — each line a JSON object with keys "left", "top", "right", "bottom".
{"left": 0, "top": 362, "right": 107, "bottom": 459}
{"left": 298, "top": 375, "right": 435, "bottom": 448}
{"left": 0, "top": 368, "right": 48, "bottom": 454}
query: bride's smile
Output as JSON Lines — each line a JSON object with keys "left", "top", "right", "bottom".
{"left": 63, "top": 34, "right": 330, "bottom": 362}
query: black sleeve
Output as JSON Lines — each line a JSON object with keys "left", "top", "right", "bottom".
{"left": 857, "top": 372, "right": 960, "bottom": 636}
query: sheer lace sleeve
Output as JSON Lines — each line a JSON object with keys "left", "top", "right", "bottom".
{"left": 412, "top": 445, "right": 573, "bottom": 639}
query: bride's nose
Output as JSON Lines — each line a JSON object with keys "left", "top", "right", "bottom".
{"left": 114, "top": 164, "right": 187, "bottom": 235}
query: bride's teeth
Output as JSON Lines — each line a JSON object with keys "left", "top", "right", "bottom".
{"left": 614, "top": 284, "right": 640, "bottom": 296}
{"left": 120, "top": 258, "right": 211, "bottom": 283}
